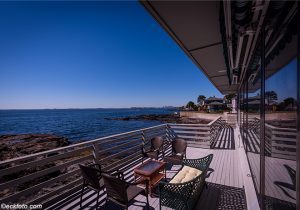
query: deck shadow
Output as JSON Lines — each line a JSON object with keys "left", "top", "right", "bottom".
{"left": 264, "top": 195, "right": 296, "bottom": 210}
{"left": 48, "top": 188, "right": 152, "bottom": 210}
{"left": 211, "top": 124, "right": 235, "bottom": 150}
{"left": 274, "top": 164, "right": 296, "bottom": 200}
{"left": 196, "top": 182, "right": 247, "bottom": 210}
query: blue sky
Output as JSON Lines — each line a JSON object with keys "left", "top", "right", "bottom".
{"left": 0, "top": 1, "right": 223, "bottom": 109}
{"left": 0, "top": 1, "right": 297, "bottom": 110}
{"left": 265, "top": 59, "right": 297, "bottom": 102}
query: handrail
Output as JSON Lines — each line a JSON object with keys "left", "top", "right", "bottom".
{"left": 209, "top": 116, "right": 224, "bottom": 147}
{"left": 265, "top": 123, "right": 297, "bottom": 131}
{"left": 168, "top": 123, "right": 209, "bottom": 127}
{"left": 253, "top": 117, "right": 296, "bottom": 131}
{"left": 0, "top": 123, "right": 169, "bottom": 205}
{"left": 0, "top": 120, "right": 222, "bottom": 206}
{"left": 0, "top": 119, "right": 228, "bottom": 166}
{"left": 208, "top": 116, "right": 222, "bottom": 126}
{"left": 0, "top": 123, "right": 167, "bottom": 165}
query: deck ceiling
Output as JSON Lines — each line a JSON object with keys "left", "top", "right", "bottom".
{"left": 141, "top": 1, "right": 233, "bottom": 94}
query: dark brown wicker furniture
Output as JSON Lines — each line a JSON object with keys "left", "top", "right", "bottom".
{"left": 134, "top": 159, "right": 166, "bottom": 195}
{"left": 159, "top": 154, "right": 214, "bottom": 210}
{"left": 79, "top": 164, "right": 104, "bottom": 208}
{"left": 141, "top": 136, "right": 164, "bottom": 162}
{"left": 164, "top": 138, "right": 187, "bottom": 165}
{"left": 102, "top": 172, "right": 149, "bottom": 210}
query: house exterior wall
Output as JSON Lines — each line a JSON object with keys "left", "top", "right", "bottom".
{"left": 237, "top": 17, "right": 299, "bottom": 210}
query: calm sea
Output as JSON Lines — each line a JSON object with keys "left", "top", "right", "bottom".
{"left": 0, "top": 108, "right": 175, "bottom": 142}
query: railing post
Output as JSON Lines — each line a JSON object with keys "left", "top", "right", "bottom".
{"left": 166, "top": 124, "right": 170, "bottom": 142}
{"left": 270, "top": 127, "right": 275, "bottom": 157}
{"left": 141, "top": 130, "right": 146, "bottom": 144}
{"left": 209, "top": 117, "right": 223, "bottom": 148}
{"left": 166, "top": 124, "right": 176, "bottom": 142}
{"left": 209, "top": 124, "right": 213, "bottom": 148}
{"left": 92, "top": 142, "right": 100, "bottom": 164}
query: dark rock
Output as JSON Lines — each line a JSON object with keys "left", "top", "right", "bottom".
{"left": 0, "top": 134, "right": 71, "bottom": 198}
{"left": 0, "top": 134, "right": 71, "bottom": 161}
{"left": 105, "top": 114, "right": 211, "bottom": 124}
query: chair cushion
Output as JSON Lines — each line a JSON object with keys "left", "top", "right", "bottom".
{"left": 169, "top": 166, "right": 202, "bottom": 184}
{"left": 127, "top": 185, "right": 145, "bottom": 201}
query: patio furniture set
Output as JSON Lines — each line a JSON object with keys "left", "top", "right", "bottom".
{"left": 79, "top": 137, "right": 213, "bottom": 210}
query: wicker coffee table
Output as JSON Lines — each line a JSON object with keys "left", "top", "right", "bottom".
{"left": 134, "top": 159, "right": 166, "bottom": 196}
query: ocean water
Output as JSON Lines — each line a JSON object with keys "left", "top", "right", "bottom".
{"left": 0, "top": 108, "right": 175, "bottom": 142}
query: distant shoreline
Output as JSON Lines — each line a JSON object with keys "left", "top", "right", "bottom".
{"left": 0, "top": 107, "right": 179, "bottom": 111}
{"left": 0, "top": 108, "right": 176, "bottom": 142}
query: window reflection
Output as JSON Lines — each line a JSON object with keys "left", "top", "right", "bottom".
{"left": 264, "top": 59, "right": 297, "bottom": 209}
{"left": 237, "top": 32, "right": 297, "bottom": 210}
{"left": 237, "top": 2, "right": 298, "bottom": 208}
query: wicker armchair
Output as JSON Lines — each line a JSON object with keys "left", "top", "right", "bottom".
{"left": 79, "top": 164, "right": 104, "bottom": 208}
{"left": 102, "top": 172, "right": 150, "bottom": 210}
{"left": 164, "top": 138, "right": 187, "bottom": 165}
{"left": 142, "top": 136, "right": 164, "bottom": 162}
{"left": 159, "top": 154, "right": 213, "bottom": 210}
{"left": 79, "top": 163, "right": 119, "bottom": 208}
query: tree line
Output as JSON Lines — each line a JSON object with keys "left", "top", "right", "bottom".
{"left": 184, "top": 91, "right": 297, "bottom": 112}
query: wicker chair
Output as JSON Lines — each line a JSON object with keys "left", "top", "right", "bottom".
{"left": 159, "top": 154, "right": 213, "bottom": 210}
{"left": 142, "top": 136, "right": 164, "bottom": 162}
{"left": 102, "top": 172, "right": 150, "bottom": 210}
{"left": 164, "top": 138, "right": 187, "bottom": 165}
{"left": 79, "top": 163, "right": 120, "bottom": 208}
{"left": 79, "top": 164, "right": 104, "bottom": 208}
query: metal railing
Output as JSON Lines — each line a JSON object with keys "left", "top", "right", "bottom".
{"left": 265, "top": 123, "right": 297, "bottom": 160}
{"left": 0, "top": 124, "right": 169, "bottom": 207}
{"left": 167, "top": 123, "right": 210, "bottom": 148}
{"left": 209, "top": 117, "right": 225, "bottom": 146}
{"left": 245, "top": 117, "right": 297, "bottom": 160}
{"left": 0, "top": 117, "right": 223, "bottom": 207}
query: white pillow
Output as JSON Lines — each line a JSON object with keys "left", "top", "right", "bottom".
{"left": 170, "top": 166, "right": 202, "bottom": 183}
{"left": 181, "top": 174, "right": 196, "bottom": 183}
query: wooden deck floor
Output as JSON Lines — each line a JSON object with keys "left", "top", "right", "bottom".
{"left": 41, "top": 124, "right": 297, "bottom": 210}
{"left": 47, "top": 129, "right": 247, "bottom": 210}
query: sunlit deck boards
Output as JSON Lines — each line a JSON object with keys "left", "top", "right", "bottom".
{"left": 47, "top": 144, "right": 246, "bottom": 210}
{"left": 192, "top": 148, "right": 244, "bottom": 189}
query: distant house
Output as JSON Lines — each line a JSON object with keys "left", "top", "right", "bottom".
{"left": 248, "top": 95, "right": 260, "bottom": 112}
{"left": 206, "top": 96, "right": 224, "bottom": 112}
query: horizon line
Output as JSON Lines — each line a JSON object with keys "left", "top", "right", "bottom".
{"left": 0, "top": 106, "right": 180, "bottom": 111}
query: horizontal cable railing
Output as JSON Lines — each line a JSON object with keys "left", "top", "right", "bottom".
{"left": 265, "top": 123, "right": 297, "bottom": 160}
{"left": 0, "top": 124, "right": 169, "bottom": 206}
{"left": 167, "top": 123, "right": 211, "bottom": 148}
{"left": 209, "top": 117, "right": 225, "bottom": 147}
{"left": 244, "top": 117, "right": 297, "bottom": 160}
{"left": 0, "top": 118, "right": 222, "bottom": 207}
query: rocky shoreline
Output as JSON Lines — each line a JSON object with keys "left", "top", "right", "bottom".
{"left": 0, "top": 134, "right": 71, "bottom": 161}
{"left": 0, "top": 115, "right": 211, "bottom": 200}
{"left": 0, "top": 114, "right": 211, "bottom": 161}
{"left": 105, "top": 113, "right": 211, "bottom": 124}
{"left": 0, "top": 134, "right": 74, "bottom": 200}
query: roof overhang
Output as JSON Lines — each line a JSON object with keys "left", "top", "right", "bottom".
{"left": 141, "top": 1, "right": 298, "bottom": 95}
{"left": 141, "top": 1, "right": 234, "bottom": 94}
